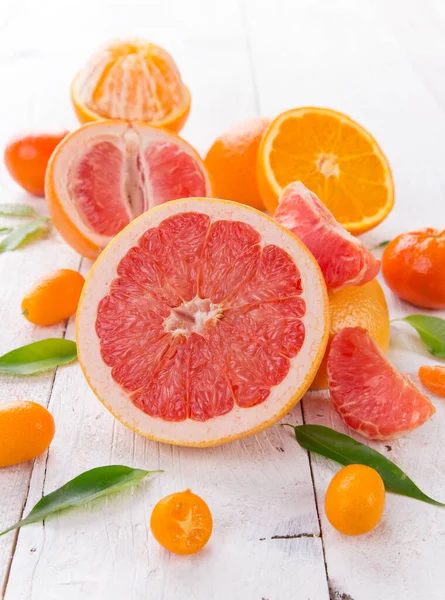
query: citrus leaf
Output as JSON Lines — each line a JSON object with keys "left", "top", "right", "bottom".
{"left": 370, "top": 240, "right": 390, "bottom": 251}
{"left": 289, "top": 424, "right": 444, "bottom": 507}
{"left": 0, "top": 338, "right": 77, "bottom": 374}
{"left": 0, "top": 466, "right": 162, "bottom": 537}
{"left": 0, "top": 217, "right": 50, "bottom": 253}
{"left": 402, "top": 314, "right": 445, "bottom": 358}
{"left": 0, "top": 203, "right": 36, "bottom": 217}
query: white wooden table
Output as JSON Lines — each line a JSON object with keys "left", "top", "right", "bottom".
{"left": 1, "top": 1, "right": 445, "bottom": 598}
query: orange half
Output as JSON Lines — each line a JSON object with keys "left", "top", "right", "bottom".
{"left": 257, "top": 107, "right": 394, "bottom": 234}
{"left": 71, "top": 40, "right": 190, "bottom": 133}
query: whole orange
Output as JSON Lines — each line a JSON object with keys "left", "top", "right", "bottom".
{"left": 325, "top": 464, "right": 385, "bottom": 536}
{"left": 204, "top": 117, "right": 270, "bottom": 210}
{"left": 22, "top": 269, "right": 85, "bottom": 326}
{"left": 311, "top": 279, "right": 390, "bottom": 389}
{"left": 0, "top": 401, "right": 55, "bottom": 467}
{"left": 4, "top": 132, "right": 68, "bottom": 196}
{"left": 382, "top": 229, "right": 445, "bottom": 309}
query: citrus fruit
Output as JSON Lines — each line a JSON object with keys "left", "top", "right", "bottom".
{"left": 325, "top": 464, "right": 385, "bottom": 536}
{"left": 45, "top": 121, "right": 212, "bottom": 259}
{"left": 77, "top": 198, "right": 329, "bottom": 446}
{"left": 204, "top": 117, "right": 270, "bottom": 210}
{"left": 71, "top": 40, "right": 190, "bottom": 133}
{"left": 150, "top": 489, "right": 213, "bottom": 555}
{"left": 0, "top": 400, "right": 55, "bottom": 467}
{"left": 257, "top": 107, "right": 394, "bottom": 233}
{"left": 22, "top": 269, "right": 85, "bottom": 326}
{"left": 4, "top": 132, "right": 68, "bottom": 196}
{"left": 418, "top": 365, "right": 445, "bottom": 397}
{"left": 382, "top": 229, "right": 445, "bottom": 309}
{"left": 327, "top": 327, "right": 435, "bottom": 440}
{"left": 274, "top": 181, "right": 380, "bottom": 290}
{"left": 311, "top": 279, "right": 390, "bottom": 389}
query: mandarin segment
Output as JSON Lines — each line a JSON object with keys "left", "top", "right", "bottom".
{"left": 257, "top": 107, "right": 394, "bottom": 233}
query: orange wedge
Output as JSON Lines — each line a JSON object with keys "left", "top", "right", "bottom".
{"left": 257, "top": 107, "right": 394, "bottom": 234}
{"left": 71, "top": 40, "right": 190, "bottom": 133}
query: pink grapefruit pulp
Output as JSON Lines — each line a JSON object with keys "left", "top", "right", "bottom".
{"left": 274, "top": 182, "right": 380, "bottom": 291}
{"left": 327, "top": 327, "right": 435, "bottom": 440}
{"left": 77, "top": 199, "right": 329, "bottom": 446}
{"left": 45, "top": 121, "right": 212, "bottom": 259}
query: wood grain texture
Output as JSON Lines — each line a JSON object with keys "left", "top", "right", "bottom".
{"left": 1, "top": 0, "right": 445, "bottom": 598}
{"left": 0, "top": 1, "right": 328, "bottom": 599}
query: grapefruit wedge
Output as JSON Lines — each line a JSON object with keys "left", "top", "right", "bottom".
{"left": 45, "top": 121, "right": 211, "bottom": 259}
{"left": 274, "top": 182, "right": 380, "bottom": 291}
{"left": 77, "top": 199, "right": 329, "bottom": 446}
{"left": 327, "top": 327, "right": 435, "bottom": 440}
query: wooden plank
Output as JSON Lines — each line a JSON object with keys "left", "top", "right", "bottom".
{"left": 0, "top": 53, "right": 81, "bottom": 592}
{"left": 244, "top": 0, "right": 445, "bottom": 597}
{"left": 2, "top": 0, "right": 329, "bottom": 598}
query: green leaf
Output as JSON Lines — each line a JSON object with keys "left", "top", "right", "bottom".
{"left": 0, "top": 466, "right": 162, "bottom": 537}
{"left": 402, "top": 314, "right": 445, "bottom": 358}
{"left": 370, "top": 240, "right": 390, "bottom": 251}
{"left": 0, "top": 217, "right": 50, "bottom": 253}
{"left": 0, "top": 203, "right": 36, "bottom": 217}
{"left": 0, "top": 338, "right": 77, "bottom": 374}
{"left": 0, "top": 227, "right": 13, "bottom": 234}
{"left": 289, "top": 424, "right": 444, "bottom": 507}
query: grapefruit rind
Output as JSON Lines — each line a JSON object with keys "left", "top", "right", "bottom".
{"left": 76, "top": 198, "right": 329, "bottom": 446}
{"left": 257, "top": 107, "right": 394, "bottom": 233}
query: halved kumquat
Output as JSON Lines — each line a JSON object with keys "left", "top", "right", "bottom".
{"left": 150, "top": 489, "right": 213, "bottom": 555}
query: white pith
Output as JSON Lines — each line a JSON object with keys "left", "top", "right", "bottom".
{"left": 77, "top": 199, "right": 328, "bottom": 446}
{"left": 164, "top": 298, "right": 223, "bottom": 336}
{"left": 51, "top": 122, "right": 211, "bottom": 249}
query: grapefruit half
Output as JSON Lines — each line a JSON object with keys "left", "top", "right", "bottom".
{"left": 45, "top": 121, "right": 211, "bottom": 259}
{"left": 327, "top": 327, "right": 435, "bottom": 440}
{"left": 77, "top": 199, "right": 329, "bottom": 446}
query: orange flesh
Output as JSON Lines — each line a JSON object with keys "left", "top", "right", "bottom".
{"left": 258, "top": 108, "right": 394, "bottom": 233}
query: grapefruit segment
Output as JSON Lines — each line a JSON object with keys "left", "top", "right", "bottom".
{"left": 327, "top": 327, "right": 435, "bottom": 440}
{"left": 45, "top": 121, "right": 211, "bottom": 259}
{"left": 77, "top": 199, "right": 329, "bottom": 446}
{"left": 274, "top": 182, "right": 380, "bottom": 291}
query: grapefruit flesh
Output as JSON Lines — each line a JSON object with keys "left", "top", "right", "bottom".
{"left": 327, "top": 327, "right": 435, "bottom": 440}
{"left": 77, "top": 199, "right": 329, "bottom": 446}
{"left": 274, "top": 182, "right": 380, "bottom": 291}
{"left": 45, "top": 121, "right": 211, "bottom": 259}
